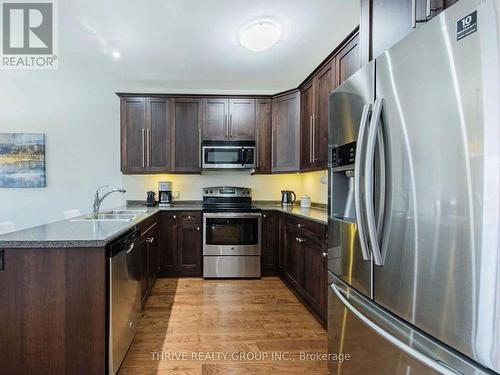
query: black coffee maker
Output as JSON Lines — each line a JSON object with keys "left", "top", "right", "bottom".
{"left": 158, "top": 181, "right": 173, "bottom": 207}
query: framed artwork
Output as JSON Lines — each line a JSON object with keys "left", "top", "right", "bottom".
{"left": 0, "top": 133, "right": 46, "bottom": 188}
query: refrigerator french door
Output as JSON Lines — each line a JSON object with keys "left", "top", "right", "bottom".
{"left": 328, "top": 0, "right": 500, "bottom": 374}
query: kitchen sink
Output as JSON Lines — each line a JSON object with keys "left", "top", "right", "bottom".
{"left": 71, "top": 209, "right": 148, "bottom": 222}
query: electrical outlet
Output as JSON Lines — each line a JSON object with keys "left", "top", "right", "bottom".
{"left": 173, "top": 191, "right": 180, "bottom": 199}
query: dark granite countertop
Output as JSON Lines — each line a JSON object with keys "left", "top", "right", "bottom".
{"left": 0, "top": 201, "right": 327, "bottom": 249}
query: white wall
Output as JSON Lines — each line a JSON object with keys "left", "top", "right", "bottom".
{"left": 0, "top": 63, "right": 125, "bottom": 231}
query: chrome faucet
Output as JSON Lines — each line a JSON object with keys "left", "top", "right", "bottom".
{"left": 93, "top": 185, "right": 126, "bottom": 215}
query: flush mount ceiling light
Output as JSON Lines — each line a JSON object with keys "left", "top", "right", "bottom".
{"left": 239, "top": 19, "right": 282, "bottom": 52}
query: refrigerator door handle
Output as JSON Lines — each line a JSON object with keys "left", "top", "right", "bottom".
{"left": 365, "top": 98, "right": 385, "bottom": 266}
{"left": 330, "top": 282, "right": 462, "bottom": 375}
{"left": 354, "top": 103, "right": 372, "bottom": 261}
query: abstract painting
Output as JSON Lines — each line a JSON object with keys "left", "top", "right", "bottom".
{"left": 0, "top": 133, "right": 46, "bottom": 188}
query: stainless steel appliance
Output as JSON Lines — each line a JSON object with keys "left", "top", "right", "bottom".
{"left": 202, "top": 186, "right": 261, "bottom": 278}
{"left": 280, "top": 190, "right": 296, "bottom": 206}
{"left": 202, "top": 141, "right": 256, "bottom": 169}
{"left": 327, "top": 0, "right": 500, "bottom": 374}
{"left": 108, "top": 228, "right": 141, "bottom": 375}
{"left": 158, "top": 181, "right": 173, "bottom": 207}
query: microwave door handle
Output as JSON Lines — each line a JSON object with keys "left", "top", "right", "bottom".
{"left": 241, "top": 147, "right": 245, "bottom": 166}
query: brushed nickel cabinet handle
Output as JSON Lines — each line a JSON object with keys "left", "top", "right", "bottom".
{"left": 141, "top": 128, "right": 145, "bottom": 167}
{"left": 225, "top": 114, "right": 228, "bottom": 138}
{"left": 146, "top": 128, "right": 151, "bottom": 167}
{"left": 256, "top": 128, "right": 260, "bottom": 168}
{"left": 198, "top": 127, "right": 202, "bottom": 167}
{"left": 412, "top": 0, "right": 416, "bottom": 28}
{"left": 322, "top": 252, "right": 328, "bottom": 257}
{"left": 146, "top": 237, "right": 154, "bottom": 243}
{"left": 312, "top": 115, "right": 316, "bottom": 163}
{"left": 229, "top": 114, "right": 233, "bottom": 138}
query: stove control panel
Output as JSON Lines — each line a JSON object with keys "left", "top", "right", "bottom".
{"left": 202, "top": 186, "right": 252, "bottom": 198}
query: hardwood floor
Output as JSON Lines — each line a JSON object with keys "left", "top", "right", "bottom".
{"left": 119, "top": 277, "right": 329, "bottom": 375}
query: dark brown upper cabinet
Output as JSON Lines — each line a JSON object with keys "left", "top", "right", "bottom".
{"left": 335, "top": 33, "right": 360, "bottom": 86}
{"left": 361, "top": 0, "right": 458, "bottom": 63}
{"left": 120, "top": 97, "right": 171, "bottom": 174}
{"left": 272, "top": 90, "right": 300, "bottom": 173}
{"left": 316, "top": 61, "right": 336, "bottom": 167}
{"left": 254, "top": 98, "right": 272, "bottom": 174}
{"left": 171, "top": 98, "right": 202, "bottom": 173}
{"left": 202, "top": 98, "right": 227, "bottom": 140}
{"left": 228, "top": 99, "right": 255, "bottom": 140}
{"left": 300, "top": 80, "right": 316, "bottom": 171}
{"left": 121, "top": 97, "right": 146, "bottom": 173}
{"left": 202, "top": 98, "right": 255, "bottom": 141}
{"left": 300, "top": 58, "right": 336, "bottom": 171}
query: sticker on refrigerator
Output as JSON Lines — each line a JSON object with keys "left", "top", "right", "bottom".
{"left": 457, "top": 11, "right": 477, "bottom": 41}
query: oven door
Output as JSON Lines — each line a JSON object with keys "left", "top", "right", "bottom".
{"left": 203, "top": 212, "right": 261, "bottom": 255}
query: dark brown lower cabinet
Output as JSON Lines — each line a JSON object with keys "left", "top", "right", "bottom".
{"left": 0, "top": 247, "right": 106, "bottom": 374}
{"left": 261, "top": 211, "right": 279, "bottom": 276}
{"left": 159, "top": 211, "right": 202, "bottom": 277}
{"left": 281, "top": 215, "right": 327, "bottom": 323}
{"left": 284, "top": 223, "right": 302, "bottom": 289}
{"left": 301, "top": 230, "right": 326, "bottom": 318}
{"left": 141, "top": 220, "right": 160, "bottom": 307}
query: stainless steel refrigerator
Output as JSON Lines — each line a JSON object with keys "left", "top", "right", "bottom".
{"left": 327, "top": 0, "right": 500, "bottom": 374}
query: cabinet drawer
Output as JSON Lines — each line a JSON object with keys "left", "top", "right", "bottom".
{"left": 285, "top": 215, "right": 326, "bottom": 238}
{"left": 179, "top": 212, "right": 201, "bottom": 225}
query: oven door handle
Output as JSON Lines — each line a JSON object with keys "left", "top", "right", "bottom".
{"left": 203, "top": 212, "right": 262, "bottom": 218}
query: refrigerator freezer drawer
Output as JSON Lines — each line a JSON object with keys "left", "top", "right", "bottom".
{"left": 203, "top": 256, "right": 261, "bottom": 278}
{"left": 327, "top": 273, "right": 491, "bottom": 375}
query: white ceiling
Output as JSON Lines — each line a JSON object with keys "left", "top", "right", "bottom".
{"left": 61, "top": 0, "right": 360, "bottom": 94}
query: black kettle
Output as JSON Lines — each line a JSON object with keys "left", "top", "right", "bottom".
{"left": 281, "top": 190, "right": 296, "bottom": 206}
{"left": 146, "top": 191, "right": 156, "bottom": 207}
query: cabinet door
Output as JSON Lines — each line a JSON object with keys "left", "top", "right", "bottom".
{"left": 177, "top": 212, "right": 202, "bottom": 276}
{"left": 315, "top": 60, "right": 335, "bottom": 169}
{"left": 254, "top": 98, "right": 272, "bottom": 174}
{"left": 139, "top": 235, "right": 149, "bottom": 307}
{"left": 159, "top": 212, "right": 178, "bottom": 277}
{"left": 203, "top": 98, "right": 228, "bottom": 140}
{"left": 284, "top": 224, "right": 302, "bottom": 288}
{"left": 121, "top": 97, "right": 146, "bottom": 173}
{"left": 300, "top": 80, "right": 315, "bottom": 171}
{"left": 171, "top": 98, "right": 202, "bottom": 173}
{"left": 261, "top": 211, "right": 279, "bottom": 276}
{"left": 147, "top": 223, "right": 160, "bottom": 290}
{"left": 336, "top": 33, "right": 360, "bottom": 86}
{"left": 301, "top": 230, "right": 326, "bottom": 319}
{"left": 272, "top": 91, "right": 300, "bottom": 172}
{"left": 228, "top": 99, "right": 255, "bottom": 140}
{"left": 147, "top": 98, "right": 171, "bottom": 172}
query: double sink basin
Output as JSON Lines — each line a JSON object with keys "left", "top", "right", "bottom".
{"left": 71, "top": 209, "right": 148, "bottom": 222}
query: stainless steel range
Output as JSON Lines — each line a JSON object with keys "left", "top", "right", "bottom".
{"left": 202, "top": 186, "right": 261, "bottom": 278}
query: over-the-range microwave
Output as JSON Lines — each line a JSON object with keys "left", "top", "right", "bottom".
{"left": 202, "top": 141, "right": 256, "bottom": 169}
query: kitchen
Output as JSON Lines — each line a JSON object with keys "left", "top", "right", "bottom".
{"left": 0, "top": 0, "right": 499, "bottom": 374}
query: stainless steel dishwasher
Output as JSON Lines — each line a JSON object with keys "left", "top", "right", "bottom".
{"left": 107, "top": 227, "right": 141, "bottom": 375}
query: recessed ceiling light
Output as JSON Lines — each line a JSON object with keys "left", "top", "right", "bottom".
{"left": 239, "top": 19, "right": 282, "bottom": 52}
{"left": 111, "top": 50, "right": 121, "bottom": 59}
